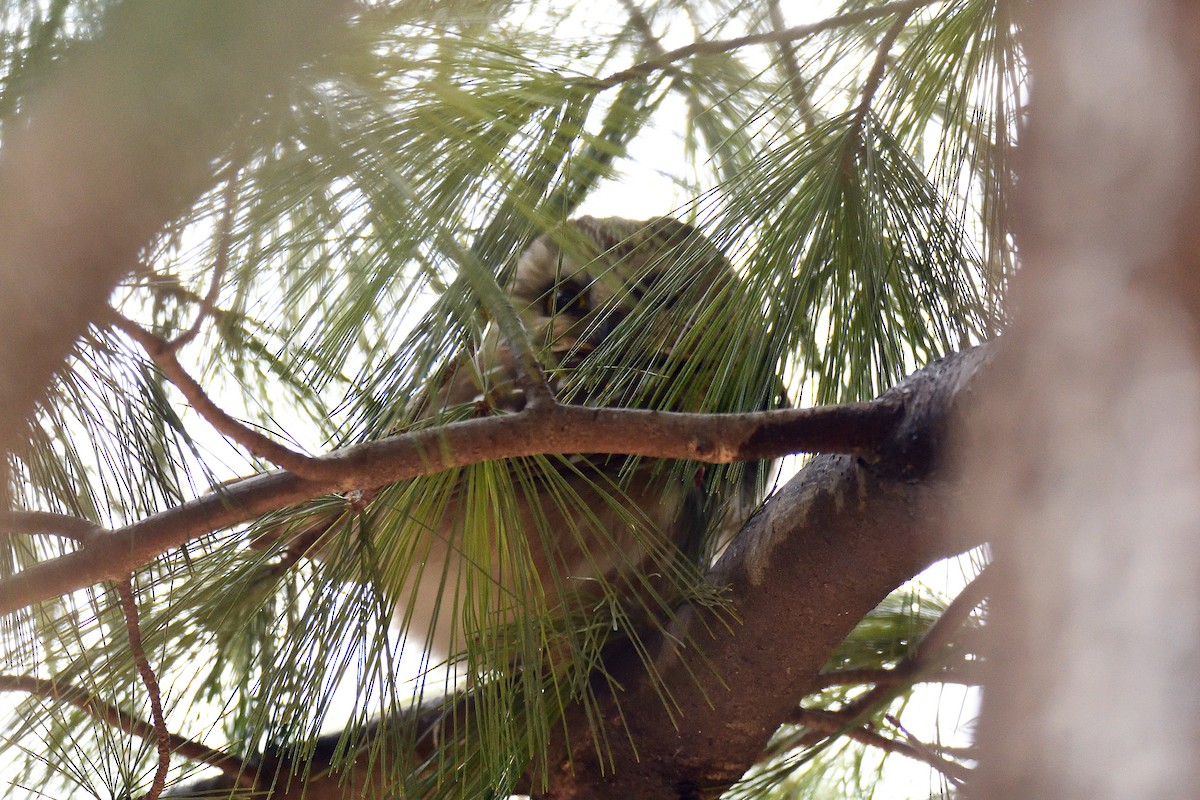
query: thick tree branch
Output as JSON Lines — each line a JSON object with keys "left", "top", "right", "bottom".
{"left": 534, "top": 345, "right": 991, "bottom": 799}
{"left": 967, "top": 4, "right": 1200, "bottom": 796}
{"left": 0, "top": 395, "right": 903, "bottom": 617}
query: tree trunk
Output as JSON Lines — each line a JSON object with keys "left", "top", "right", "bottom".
{"left": 966, "top": 3, "right": 1200, "bottom": 797}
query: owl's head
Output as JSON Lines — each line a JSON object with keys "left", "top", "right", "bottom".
{"left": 507, "top": 216, "right": 734, "bottom": 379}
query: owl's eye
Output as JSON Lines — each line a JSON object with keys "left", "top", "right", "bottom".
{"left": 546, "top": 280, "right": 590, "bottom": 317}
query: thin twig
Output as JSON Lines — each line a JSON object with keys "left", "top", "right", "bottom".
{"left": 767, "top": 0, "right": 818, "bottom": 131}
{"left": 0, "top": 674, "right": 254, "bottom": 786}
{"left": 908, "top": 565, "right": 994, "bottom": 660}
{"left": 616, "top": 0, "right": 711, "bottom": 131}
{"left": 885, "top": 712, "right": 972, "bottom": 783}
{"left": 589, "top": 0, "right": 939, "bottom": 90}
{"left": 135, "top": 273, "right": 238, "bottom": 327}
{"left": 789, "top": 568, "right": 992, "bottom": 781}
{"left": 115, "top": 577, "right": 171, "bottom": 800}
{"left": 822, "top": 565, "right": 994, "bottom": 720}
{"left": 168, "top": 165, "right": 241, "bottom": 351}
{"left": 110, "top": 310, "right": 331, "bottom": 480}
{"left": 251, "top": 487, "right": 382, "bottom": 580}
{"left": 617, "top": 0, "right": 667, "bottom": 60}
{"left": 791, "top": 708, "right": 971, "bottom": 785}
{"left": 848, "top": 7, "right": 913, "bottom": 138}
{"left": 816, "top": 661, "right": 985, "bottom": 690}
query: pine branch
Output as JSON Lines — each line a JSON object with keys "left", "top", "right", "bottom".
{"left": 816, "top": 661, "right": 985, "bottom": 689}
{"left": 850, "top": 8, "right": 912, "bottom": 133}
{"left": 534, "top": 345, "right": 991, "bottom": 798}
{"left": 822, "top": 565, "right": 994, "bottom": 723}
{"left": 0, "top": 675, "right": 252, "bottom": 786}
{"left": 167, "top": 162, "right": 241, "bottom": 352}
{"left": 791, "top": 708, "right": 970, "bottom": 785}
{"left": 110, "top": 310, "right": 332, "bottom": 480}
{"left": 589, "top": 0, "right": 940, "bottom": 90}
{"left": 766, "top": 0, "right": 818, "bottom": 131}
{"left": 116, "top": 576, "right": 170, "bottom": 800}
{"left": 0, "top": 394, "right": 905, "bottom": 616}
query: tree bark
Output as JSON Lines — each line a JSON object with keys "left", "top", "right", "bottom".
{"left": 966, "top": 3, "right": 1200, "bottom": 798}
{"left": 164, "top": 345, "right": 991, "bottom": 799}
{"left": 535, "top": 346, "right": 989, "bottom": 799}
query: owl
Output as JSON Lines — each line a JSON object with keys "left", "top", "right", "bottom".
{"left": 316, "top": 216, "right": 773, "bottom": 665}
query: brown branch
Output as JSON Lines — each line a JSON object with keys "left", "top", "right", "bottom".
{"left": 767, "top": 0, "right": 818, "bottom": 131}
{"left": 589, "top": 0, "right": 938, "bottom": 90}
{"left": 0, "top": 674, "right": 253, "bottom": 786}
{"left": 791, "top": 708, "right": 971, "bottom": 785}
{"left": 167, "top": 164, "right": 241, "bottom": 351}
{"left": 0, "top": 511, "right": 102, "bottom": 541}
{"left": 534, "top": 345, "right": 992, "bottom": 798}
{"left": 617, "top": 0, "right": 713, "bottom": 138}
{"left": 134, "top": 276, "right": 240, "bottom": 327}
{"left": 816, "top": 660, "right": 985, "bottom": 690}
{"left": 0, "top": 393, "right": 905, "bottom": 616}
{"left": 828, "top": 565, "right": 994, "bottom": 722}
{"left": 849, "top": 8, "right": 912, "bottom": 137}
{"left": 116, "top": 577, "right": 170, "bottom": 800}
{"left": 110, "top": 310, "right": 332, "bottom": 480}
{"left": 617, "top": 0, "right": 666, "bottom": 58}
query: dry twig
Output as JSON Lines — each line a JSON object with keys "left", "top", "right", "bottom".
{"left": 110, "top": 310, "right": 331, "bottom": 480}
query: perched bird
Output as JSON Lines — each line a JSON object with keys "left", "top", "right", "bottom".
{"left": 315, "top": 216, "right": 775, "bottom": 665}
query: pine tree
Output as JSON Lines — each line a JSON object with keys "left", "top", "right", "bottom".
{"left": 0, "top": 1, "right": 1020, "bottom": 797}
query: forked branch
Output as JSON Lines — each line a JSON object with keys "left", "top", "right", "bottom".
{"left": 110, "top": 311, "right": 332, "bottom": 480}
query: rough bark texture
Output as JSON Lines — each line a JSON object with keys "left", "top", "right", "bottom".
{"left": 535, "top": 347, "right": 989, "bottom": 799}
{"left": 164, "top": 346, "right": 991, "bottom": 799}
